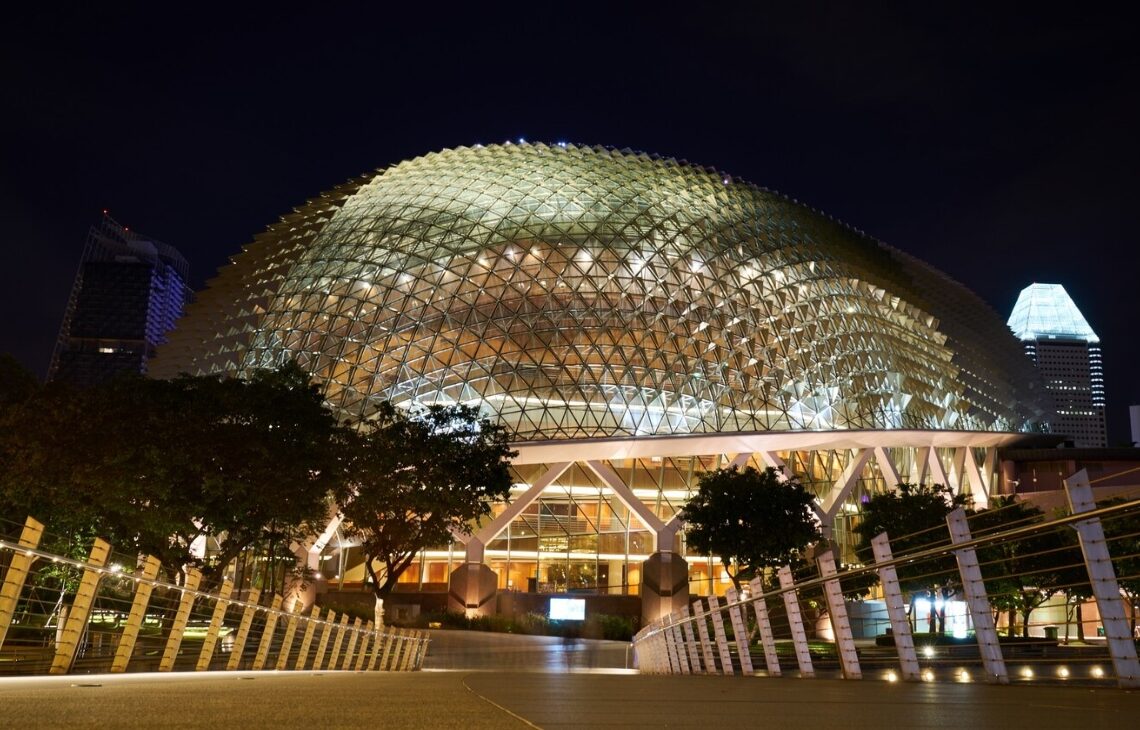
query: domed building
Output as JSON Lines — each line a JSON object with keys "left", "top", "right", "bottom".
{"left": 154, "top": 143, "right": 1048, "bottom": 619}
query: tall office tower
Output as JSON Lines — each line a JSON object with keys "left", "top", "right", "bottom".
{"left": 1008, "top": 283, "right": 1106, "bottom": 447}
{"left": 49, "top": 213, "right": 190, "bottom": 387}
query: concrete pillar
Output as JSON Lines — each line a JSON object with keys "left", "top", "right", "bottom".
{"left": 447, "top": 555, "right": 498, "bottom": 617}
{"left": 639, "top": 551, "right": 689, "bottom": 625}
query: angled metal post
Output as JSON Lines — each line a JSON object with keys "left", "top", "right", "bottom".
{"left": 314, "top": 609, "right": 337, "bottom": 669}
{"left": 691, "top": 600, "right": 719, "bottom": 674}
{"left": 159, "top": 568, "right": 203, "bottom": 672}
{"left": 678, "top": 605, "right": 704, "bottom": 673}
{"left": 326, "top": 613, "right": 350, "bottom": 670}
{"left": 946, "top": 508, "right": 1008, "bottom": 684}
{"left": 225, "top": 587, "right": 262, "bottom": 671}
{"left": 275, "top": 600, "right": 304, "bottom": 671}
{"left": 294, "top": 605, "right": 322, "bottom": 670}
{"left": 196, "top": 578, "right": 234, "bottom": 671}
{"left": 50, "top": 537, "right": 111, "bottom": 674}
{"left": 706, "top": 595, "right": 736, "bottom": 675}
{"left": 378, "top": 625, "right": 396, "bottom": 670}
{"left": 0, "top": 516, "right": 45, "bottom": 652}
{"left": 777, "top": 566, "right": 814, "bottom": 678}
{"left": 871, "top": 533, "right": 920, "bottom": 681}
{"left": 817, "top": 550, "right": 861, "bottom": 679}
{"left": 111, "top": 555, "right": 162, "bottom": 673}
{"left": 342, "top": 617, "right": 363, "bottom": 670}
{"left": 747, "top": 577, "right": 781, "bottom": 676}
{"left": 252, "top": 593, "right": 284, "bottom": 670}
{"left": 664, "top": 613, "right": 682, "bottom": 673}
{"left": 354, "top": 621, "right": 373, "bottom": 671}
{"left": 1064, "top": 469, "right": 1140, "bottom": 688}
{"left": 724, "top": 587, "right": 754, "bottom": 674}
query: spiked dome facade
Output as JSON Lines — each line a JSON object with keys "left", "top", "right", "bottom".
{"left": 155, "top": 143, "right": 1046, "bottom": 618}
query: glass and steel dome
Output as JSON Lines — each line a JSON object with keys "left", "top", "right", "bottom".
{"left": 154, "top": 143, "right": 1045, "bottom": 440}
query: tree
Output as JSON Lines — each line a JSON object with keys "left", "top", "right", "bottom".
{"left": 850, "top": 482, "right": 969, "bottom": 634}
{"left": 0, "top": 362, "right": 346, "bottom": 588}
{"left": 338, "top": 402, "right": 515, "bottom": 611}
{"left": 679, "top": 466, "right": 822, "bottom": 592}
{"left": 970, "top": 497, "right": 1074, "bottom": 638}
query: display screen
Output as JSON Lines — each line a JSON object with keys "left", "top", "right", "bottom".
{"left": 549, "top": 598, "right": 586, "bottom": 621}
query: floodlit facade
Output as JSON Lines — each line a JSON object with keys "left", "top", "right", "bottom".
{"left": 1008, "top": 283, "right": 1105, "bottom": 447}
{"left": 50, "top": 213, "right": 190, "bottom": 387}
{"left": 154, "top": 143, "right": 1047, "bottom": 618}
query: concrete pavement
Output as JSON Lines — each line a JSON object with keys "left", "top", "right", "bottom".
{"left": 2, "top": 669, "right": 1140, "bottom": 728}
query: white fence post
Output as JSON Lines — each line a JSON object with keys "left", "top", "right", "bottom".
{"left": 0, "top": 517, "right": 45, "bottom": 652}
{"left": 872, "top": 533, "right": 920, "bottom": 681}
{"left": 225, "top": 588, "right": 263, "bottom": 671}
{"left": 159, "top": 568, "right": 203, "bottom": 672}
{"left": 724, "top": 587, "right": 754, "bottom": 674}
{"left": 747, "top": 577, "right": 781, "bottom": 677}
{"left": 1064, "top": 469, "right": 1140, "bottom": 688}
{"left": 691, "top": 601, "right": 719, "bottom": 674}
{"left": 679, "top": 605, "right": 704, "bottom": 673}
{"left": 50, "top": 538, "right": 111, "bottom": 674}
{"left": 947, "top": 508, "right": 1008, "bottom": 684}
{"left": 817, "top": 550, "right": 861, "bottom": 680}
{"left": 706, "top": 595, "right": 736, "bottom": 676}
{"left": 777, "top": 566, "right": 814, "bottom": 678}
{"left": 110, "top": 554, "right": 162, "bottom": 673}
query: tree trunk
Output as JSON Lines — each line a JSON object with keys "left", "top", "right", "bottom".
{"left": 1077, "top": 602, "right": 1086, "bottom": 642}
{"left": 374, "top": 595, "right": 385, "bottom": 629}
{"left": 1021, "top": 608, "right": 1031, "bottom": 638}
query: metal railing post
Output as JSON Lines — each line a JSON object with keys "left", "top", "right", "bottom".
{"left": 747, "top": 577, "right": 781, "bottom": 677}
{"left": 110, "top": 555, "right": 162, "bottom": 673}
{"left": 1065, "top": 470, "right": 1140, "bottom": 688}
{"left": 275, "top": 600, "right": 304, "bottom": 671}
{"left": 706, "top": 595, "right": 736, "bottom": 675}
{"left": 225, "top": 587, "right": 262, "bottom": 671}
{"left": 871, "top": 533, "right": 920, "bottom": 681}
{"left": 196, "top": 578, "right": 234, "bottom": 671}
{"left": 342, "top": 617, "right": 362, "bottom": 670}
{"left": 159, "top": 568, "right": 203, "bottom": 672}
{"left": 314, "top": 609, "right": 337, "bottom": 670}
{"left": 0, "top": 517, "right": 45, "bottom": 652}
{"left": 679, "top": 605, "right": 703, "bottom": 673}
{"left": 252, "top": 593, "right": 284, "bottom": 670}
{"left": 691, "top": 600, "right": 718, "bottom": 674}
{"left": 724, "top": 587, "right": 754, "bottom": 674}
{"left": 294, "top": 605, "right": 323, "bottom": 670}
{"left": 777, "top": 566, "right": 814, "bottom": 678}
{"left": 50, "top": 537, "right": 111, "bottom": 674}
{"left": 947, "top": 508, "right": 1008, "bottom": 684}
{"left": 817, "top": 550, "right": 861, "bottom": 680}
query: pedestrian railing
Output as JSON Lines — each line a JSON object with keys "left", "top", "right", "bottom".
{"left": 633, "top": 470, "right": 1140, "bottom": 688}
{"left": 0, "top": 517, "right": 428, "bottom": 675}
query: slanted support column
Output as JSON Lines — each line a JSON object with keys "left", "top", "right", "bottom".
{"left": 748, "top": 577, "right": 781, "bottom": 676}
{"left": 817, "top": 550, "right": 861, "bottom": 680}
{"left": 777, "top": 566, "right": 814, "bottom": 678}
{"left": 50, "top": 538, "right": 111, "bottom": 675}
{"left": 871, "top": 533, "right": 920, "bottom": 681}
{"left": 912, "top": 446, "right": 931, "bottom": 484}
{"left": 724, "top": 587, "right": 754, "bottom": 674}
{"left": 664, "top": 613, "right": 683, "bottom": 674}
{"left": 111, "top": 555, "right": 162, "bottom": 673}
{"left": 341, "top": 617, "right": 363, "bottom": 670}
{"left": 159, "top": 568, "right": 203, "bottom": 672}
{"left": 1065, "top": 469, "right": 1140, "bottom": 688}
{"left": 758, "top": 451, "right": 795, "bottom": 481}
{"left": 927, "top": 448, "right": 950, "bottom": 490}
{"left": 0, "top": 517, "right": 45, "bottom": 651}
{"left": 354, "top": 622, "right": 374, "bottom": 671}
{"left": 819, "top": 449, "right": 873, "bottom": 537}
{"left": 947, "top": 508, "right": 1008, "bottom": 684}
{"left": 962, "top": 447, "right": 990, "bottom": 508}
{"left": 873, "top": 446, "right": 901, "bottom": 491}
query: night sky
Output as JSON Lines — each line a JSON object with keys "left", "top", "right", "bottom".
{"left": 3, "top": 5, "right": 1137, "bottom": 441}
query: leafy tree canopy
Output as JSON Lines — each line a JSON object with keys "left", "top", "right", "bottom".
{"left": 338, "top": 402, "right": 516, "bottom": 598}
{"left": 679, "top": 466, "right": 822, "bottom": 591}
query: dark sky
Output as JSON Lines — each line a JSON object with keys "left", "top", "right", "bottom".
{"left": 3, "top": 4, "right": 1138, "bottom": 441}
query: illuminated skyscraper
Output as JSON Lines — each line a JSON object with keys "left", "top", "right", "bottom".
{"left": 49, "top": 213, "right": 190, "bottom": 387}
{"left": 1008, "top": 283, "right": 1106, "bottom": 447}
